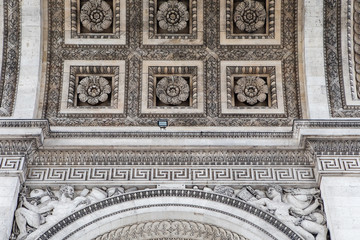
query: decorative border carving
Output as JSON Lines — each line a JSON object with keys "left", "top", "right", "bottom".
{"left": 0, "top": 156, "right": 25, "bottom": 181}
{"left": 324, "top": 0, "right": 360, "bottom": 116}
{"left": 317, "top": 156, "right": 360, "bottom": 174}
{"left": 220, "top": 61, "right": 285, "bottom": 115}
{"left": 31, "top": 148, "right": 310, "bottom": 165}
{"left": 0, "top": 0, "right": 21, "bottom": 116}
{"left": 64, "top": 0, "right": 126, "bottom": 45}
{"left": 26, "top": 165, "right": 315, "bottom": 184}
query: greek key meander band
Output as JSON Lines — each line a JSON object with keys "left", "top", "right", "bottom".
{"left": 2, "top": 156, "right": 360, "bottom": 183}
{"left": 26, "top": 166, "right": 316, "bottom": 184}
{"left": 317, "top": 156, "right": 360, "bottom": 173}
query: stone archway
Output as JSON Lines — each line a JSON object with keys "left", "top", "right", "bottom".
{"left": 94, "top": 220, "right": 248, "bottom": 240}
{"left": 27, "top": 189, "right": 303, "bottom": 240}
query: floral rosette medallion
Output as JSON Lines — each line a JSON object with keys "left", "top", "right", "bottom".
{"left": 157, "top": 0, "right": 190, "bottom": 33}
{"left": 234, "top": 76, "right": 268, "bottom": 105}
{"left": 234, "top": 0, "right": 266, "bottom": 33}
{"left": 80, "top": 0, "right": 113, "bottom": 32}
{"left": 77, "top": 76, "right": 112, "bottom": 105}
{"left": 156, "top": 76, "right": 190, "bottom": 105}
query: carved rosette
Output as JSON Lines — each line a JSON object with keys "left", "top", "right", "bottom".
{"left": 234, "top": 0, "right": 266, "bottom": 33}
{"left": 157, "top": 0, "right": 190, "bottom": 33}
{"left": 156, "top": 76, "right": 190, "bottom": 105}
{"left": 80, "top": 0, "right": 113, "bottom": 32}
{"left": 234, "top": 76, "right": 268, "bottom": 105}
{"left": 77, "top": 76, "right": 112, "bottom": 105}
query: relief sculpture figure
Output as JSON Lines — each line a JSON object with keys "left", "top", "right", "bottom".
{"left": 15, "top": 186, "right": 88, "bottom": 240}
{"left": 249, "top": 185, "right": 327, "bottom": 240}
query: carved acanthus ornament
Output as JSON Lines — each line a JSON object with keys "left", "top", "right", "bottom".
{"left": 77, "top": 76, "right": 112, "bottom": 105}
{"left": 234, "top": 76, "right": 268, "bottom": 105}
{"left": 157, "top": 0, "right": 189, "bottom": 33}
{"left": 95, "top": 220, "right": 248, "bottom": 240}
{"left": 234, "top": 0, "right": 266, "bottom": 33}
{"left": 80, "top": 0, "right": 113, "bottom": 32}
{"left": 156, "top": 76, "right": 190, "bottom": 105}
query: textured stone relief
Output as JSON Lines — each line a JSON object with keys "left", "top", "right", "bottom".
{"left": 13, "top": 185, "right": 326, "bottom": 240}
{"left": 145, "top": 0, "right": 203, "bottom": 43}
{"left": 141, "top": 61, "right": 204, "bottom": 115}
{"left": 234, "top": 76, "right": 269, "bottom": 106}
{"left": 60, "top": 60, "right": 126, "bottom": 115}
{"left": 80, "top": 0, "right": 113, "bottom": 33}
{"left": 65, "top": 0, "right": 126, "bottom": 44}
{"left": 14, "top": 185, "right": 125, "bottom": 240}
{"left": 156, "top": 76, "right": 190, "bottom": 105}
{"left": 220, "top": 0, "right": 280, "bottom": 45}
{"left": 209, "top": 185, "right": 328, "bottom": 240}
{"left": 46, "top": 0, "right": 300, "bottom": 126}
{"left": 95, "top": 220, "right": 248, "bottom": 240}
{"left": 325, "top": 0, "right": 360, "bottom": 117}
{"left": 220, "top": 61, "right": 284, "bottom": 115}
{"left": 157, "top": 0, "right": 190, "bottom": 33}
{"left": 26, "top": 164, "right": 316, "bottom": 186}
{"left": 353, "top": 0, "right": 360, "bottom": 99}
{"left": 0, "top": 0, "right": 21, "bottom": 116}
{"left": 77, "top": 76, "right": 112, "bottom": 106}
{"left": 233, "top": 0, "right": 267, "bottom": 33}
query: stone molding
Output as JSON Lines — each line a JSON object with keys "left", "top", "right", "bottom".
{"left": 2, "top": 119, "right": 360, "bottom": 139}
{"left": 0, "top": 0, "right": 21, "bottom": 116}
{"left": 25, "top": 165, "right": 316, "bottom": 185}
{"left": 324, "top": 0, "right": 360, "bottom": 117}
{"left": 316, "top": 156, "right": 360, "bottom": 181}
{"left": 0, "top": 156, "right": 26, "bottom": 182}
{"left": 95, "top": 220, "right": 248, "bottom": 240}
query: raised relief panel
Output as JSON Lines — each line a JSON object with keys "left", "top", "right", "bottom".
{"left": 143, "top": 0, "right": 204, "bottom": 45}
{"left": 141, "top": 61, "right": 204, "bottom": 115}
{"left": 220, "top": 0, "right": 281, "bottom": 45}
{"left": 61, "top": 60, "right": 126, "bottom": 115}
{"left": 220, "top": 61, "right": 284, "bottom": 115}
{"left": 65, "top": 0, "right": 126, "bottom": 45}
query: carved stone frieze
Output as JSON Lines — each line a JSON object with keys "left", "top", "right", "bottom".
{"left": 0, "top": 0, "right": 21, "bottom": 116}
{"left": 44, "top": 0, "right": 301, "bottom": 127}
{"left": 12, "top": 185, "right": 325, "bottom": 240}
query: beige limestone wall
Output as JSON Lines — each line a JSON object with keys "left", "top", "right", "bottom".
{"left": 0, "top": 177, "right": 20, "bottom": 240}
{"left": 321, "top": 176, "right": 360, "bottom": 240}
{"left": 11, "top": 0, "right": 42, "bottom": 119}
{"left": 303, "top": 0, "right": 330, "bottom": 119}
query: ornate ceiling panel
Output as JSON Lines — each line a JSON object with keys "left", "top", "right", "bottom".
{"left": 43, "top": 0, "right": 302, "bottom": 127}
